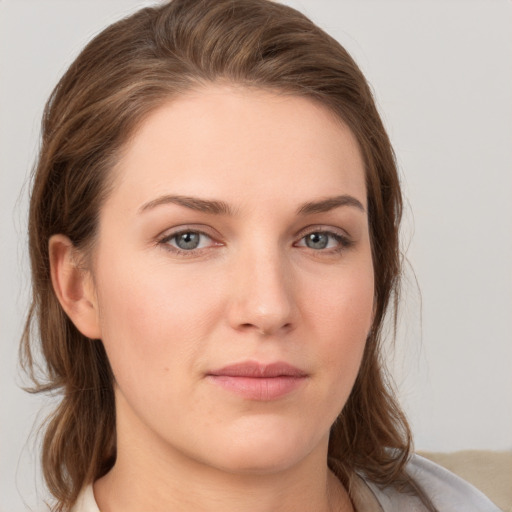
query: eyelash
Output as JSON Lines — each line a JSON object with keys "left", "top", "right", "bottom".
{"left": 157, "top": 227, "right": 353, "bottom": 257}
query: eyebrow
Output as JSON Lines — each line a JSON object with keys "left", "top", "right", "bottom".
{"left": 138, "top": 193, "right": 365, "bottom": 216}
{"left": 139, "top": 195, "right": 234, "bottom": 215}
{"left": 296, "top": 195, "right": 365, "bottom": 215}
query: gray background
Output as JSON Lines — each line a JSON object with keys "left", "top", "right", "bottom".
{"left": 1, "top": 0, "right": 511, "bottom": 510}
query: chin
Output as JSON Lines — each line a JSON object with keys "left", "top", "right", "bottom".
{"left": 218, "top": 449, "right": 304, "bottom": 475}
{"left": 203, "top": 422, "right": 323, "bottom": 475}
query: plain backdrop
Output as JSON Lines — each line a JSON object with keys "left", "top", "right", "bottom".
{"left": 1, "top": 0, "right": 511, "bottom": 510}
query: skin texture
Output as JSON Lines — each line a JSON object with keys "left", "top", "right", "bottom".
{"left": 50, "top": 85, "right": 374, "bottom": 512}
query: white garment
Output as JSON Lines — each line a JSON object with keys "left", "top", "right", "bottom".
{"left": 71, "top": 454, "right": 501, "bottom": 512}
{"left": 364, "top": 455, "right": 502, "bottom": 511}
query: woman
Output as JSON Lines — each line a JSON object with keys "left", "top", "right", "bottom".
{"left": 21, "top": 1, "right": 500, "bottom": 511}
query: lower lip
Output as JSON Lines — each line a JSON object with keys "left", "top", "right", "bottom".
{"left": 207, "top": 375, "right": 307, "bottom": 401}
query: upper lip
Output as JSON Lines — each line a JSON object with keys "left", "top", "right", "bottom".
{"left": 207, "top": 361, "right": 308, "bottom": 378}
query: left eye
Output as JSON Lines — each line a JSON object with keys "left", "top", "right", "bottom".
{"left": 162, "top": 231, "right": 213, "bottom": 251}
{"left": 297, "top": 232, "right": 343, "bottom": 250}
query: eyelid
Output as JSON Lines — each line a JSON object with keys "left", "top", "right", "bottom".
{"left": 294, "top": 224, "right": 352, "bottom": 241}
{"left": 157, "top": 224, "right": 219, "bottom": 240}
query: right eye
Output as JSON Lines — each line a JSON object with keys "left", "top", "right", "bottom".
{"left": 160, "top": 230, "right": 216, "bottom": 253}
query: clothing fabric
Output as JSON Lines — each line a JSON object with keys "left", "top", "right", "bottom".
{"left": 361, "top": 455, "right": 502, "bottom": 511}
{"left": 71, "top": 454, "right": 501, "bottom": 512}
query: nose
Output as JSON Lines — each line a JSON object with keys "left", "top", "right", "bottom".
{"left": 227, "top": 245, "right": 296, "bottom": 337}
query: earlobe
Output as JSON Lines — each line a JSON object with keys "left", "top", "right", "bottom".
{"left": 49, "top": 234, "right": 102, "bottom": 339}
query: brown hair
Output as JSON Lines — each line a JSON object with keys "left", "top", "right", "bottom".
{"left": 21, "top": 0, "right": 423, "bottom": 509}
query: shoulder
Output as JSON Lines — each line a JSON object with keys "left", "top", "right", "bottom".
{"left": 406, "top": 454, "right": 501, "bottom": 511}
{"left": 363, "top": 454, "right": 502, "bottom": 512}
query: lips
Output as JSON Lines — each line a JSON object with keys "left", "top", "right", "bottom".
{"left": 206, "top": 361, "right": 308, "bottom": 401}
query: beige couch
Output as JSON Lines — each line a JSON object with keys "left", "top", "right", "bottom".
{"left": 419, "top": 451, "right": 512, "bottom": 512}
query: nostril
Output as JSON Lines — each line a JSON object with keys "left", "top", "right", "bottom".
{"left": 238, "top": 322, "right": 293, "bottom": 336}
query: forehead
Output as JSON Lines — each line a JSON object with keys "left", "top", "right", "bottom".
{"left": 108, "top": 85, "right": 366, "bottom": 214}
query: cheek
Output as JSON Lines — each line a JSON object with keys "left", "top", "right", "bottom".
{"left": 307, "top": 261, "right": 374, "bottom": 338}
{"left": 94, "top": 253, "right": 224, "bottom": 393}
{"left": 302, "top": 260, "right": 374, "bottom": 389}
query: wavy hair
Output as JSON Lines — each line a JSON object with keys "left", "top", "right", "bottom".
{"left": 21, "top": 0, "right": 426, "bottom": 509}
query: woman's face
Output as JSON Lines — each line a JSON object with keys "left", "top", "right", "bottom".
{"left": 90, "top": 85, "right": 374, "bottom": 474}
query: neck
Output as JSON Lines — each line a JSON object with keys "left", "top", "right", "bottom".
{"left": 95, "top": 457, "right": 352, "bottom": 512}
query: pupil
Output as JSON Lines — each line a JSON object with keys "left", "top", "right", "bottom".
{"left": 306, "top": 232, "right": 328, "bottom": 249}
{"left": 176, "top": 232, "right": 200, "bottom": 250}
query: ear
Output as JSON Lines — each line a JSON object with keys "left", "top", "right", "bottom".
{"left": 49, "top": 234, "right": 102, "bottom": 339}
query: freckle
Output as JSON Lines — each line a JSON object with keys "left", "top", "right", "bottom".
{"left": 164, "top": 367, "right": 170, "bottom": 372}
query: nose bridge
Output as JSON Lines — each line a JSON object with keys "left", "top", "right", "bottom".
{"left": 228, "top": 237, "right": 295, "bottom": 335}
